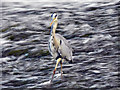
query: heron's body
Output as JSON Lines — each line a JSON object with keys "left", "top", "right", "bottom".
{"left": 48, "top": 13, "right": 72, "bottom": 82}
{"left": 49, "top": 34, "right": 72, "bottom": 61}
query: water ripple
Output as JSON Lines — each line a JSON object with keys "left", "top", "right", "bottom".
{"left": 1, "top": 1, "right": 119, "bottom": 89}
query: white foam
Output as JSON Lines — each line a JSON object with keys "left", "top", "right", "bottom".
{"left": 92, "top": 70, "right": 100, "bottom": 73}
{"left": 83, "top": 38, "right": 90, "bottom": 44}
{"left": 39, "top": 80, "right": 51, "bottom": 86}
{"left": 0, "top": 38, "right": 9, "bottom": 45}
{"left": 55, "top": 73, "right": 61, "bottom": 78}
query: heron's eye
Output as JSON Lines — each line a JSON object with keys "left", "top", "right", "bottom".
{"left": 51, "top": 13, "right": 54, "bottom": 17}
{"left": 55, "top": 15, "right": 57, "bottom": 17}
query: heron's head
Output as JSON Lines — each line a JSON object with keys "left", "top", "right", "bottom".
{"left": 50, "top": 13, "right": 58, "bottom": 26}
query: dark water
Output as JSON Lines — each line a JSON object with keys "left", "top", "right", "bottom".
{"left": 1, "top": 0, "right": 120, "bottom": 89}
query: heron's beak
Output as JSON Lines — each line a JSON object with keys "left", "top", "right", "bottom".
{"left": 50, "top": 18, "right": 56, "bottom": 26}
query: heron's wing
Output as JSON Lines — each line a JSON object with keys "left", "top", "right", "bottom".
{"left": 55, "top": 34, "right": 72, "bottom": 61}
{"left": 55, "top": 34, "right": 72, "bottom": 51}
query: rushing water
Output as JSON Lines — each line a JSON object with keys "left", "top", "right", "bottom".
{"left": 1, "top": 0, "right": 120, "bottom": 89}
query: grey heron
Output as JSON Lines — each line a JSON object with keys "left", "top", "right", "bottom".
{"left": 48, "top": 13, "right": 73, "bottom": 82}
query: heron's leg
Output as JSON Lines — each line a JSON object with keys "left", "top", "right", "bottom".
{"left": 51, "top": 58, "right": 61, "bottom": 82}
{"left": 60, "top": 60, "right": 63, "bottom": 79}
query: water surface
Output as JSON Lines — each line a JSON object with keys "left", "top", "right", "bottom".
{"left": 1, "top": 0, "right": 120, "bottom": 89}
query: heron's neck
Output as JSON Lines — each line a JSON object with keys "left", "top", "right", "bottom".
{"left": 50, "top": 21, "right": 59, "bottom": 48}
{"left": 51, "top": 21, "right": 58, "bottom": 36}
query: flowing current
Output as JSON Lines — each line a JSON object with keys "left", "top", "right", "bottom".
{"left": 1, "top": 0, "right": 120, "bottom": 89}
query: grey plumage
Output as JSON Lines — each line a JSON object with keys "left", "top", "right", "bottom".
{"left": 48, "top": 33, "right": 72, "bottom": 62}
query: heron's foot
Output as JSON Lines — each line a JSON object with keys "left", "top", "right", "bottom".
{"left": 50, "top": 69, "right": 56, "bottom": 83}
{"left": 50, "top": 79, "right": 53, "bottom": 83}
